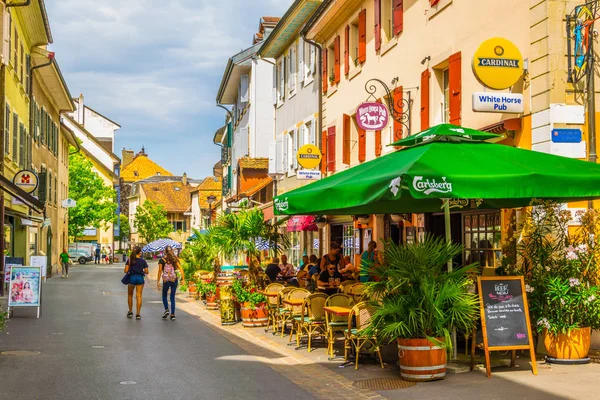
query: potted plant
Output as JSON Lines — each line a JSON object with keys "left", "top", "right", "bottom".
{"left": 198, "top": 281, "right": 218, "bottom": 310}
{"left": 366, "top": 234, "right": 479, "bottom": 381}
{"left": 500, "top": 202, "right": 600, "bottom": 360}
{"left": 232, "top": 279, "right": 268, "bottom": 327}
{"left": 329, "top": 73, "right": 335, "bottom": 84}
{"left": 315, "top": 215, "right": 327, "bottom": 229}
{"left": 187, "top": 278, "right": 197, "bottom": 298}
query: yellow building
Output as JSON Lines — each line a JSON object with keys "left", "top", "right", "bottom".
{"left": 0, "top": 0, "right": 78, "bottom": 273}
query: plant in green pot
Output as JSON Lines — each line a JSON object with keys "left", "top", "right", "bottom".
{"left": 365, "top": 234, "right": 479, "bottom": 382}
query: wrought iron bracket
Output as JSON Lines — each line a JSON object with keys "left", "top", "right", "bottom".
{"left": 364, "top": 78, "right": 415, "bottom": 137}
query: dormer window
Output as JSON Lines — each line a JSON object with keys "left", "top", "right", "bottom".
{"left": 156, "top": 172, "right": 161, "bottom": 176}
{"left": 174, "top": 187, "right": 181, "bottom": 191}
{"left": 133, "top": 171, "right": 139, "bottom": 177}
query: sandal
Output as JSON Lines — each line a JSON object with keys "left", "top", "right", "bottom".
{"left": 127, "top": 311, "right": 133, "bottom": 319}
{"left": 136, "top": 315, "right": 141, "bottom": 320}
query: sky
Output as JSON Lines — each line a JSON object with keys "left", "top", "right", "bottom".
{"left": 45, "top": 0, "right": 291, "bottom": 179}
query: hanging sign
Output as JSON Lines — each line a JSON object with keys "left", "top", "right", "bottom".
{"left": 476, "top": 276, "right": 538, "bottom": 378}
{"left": 296, "top": 144, "right": 322, "bottom": 170}
{"left": 472, "top": 92, "right": 524, "bottom": 113}
{"left": 62, "top": 198, "right": 77, "bottom": 208}
{"left": 356, "top": 102, "right": 389, "bottom": 131}
{"left": 473, "top": 38, "right": 524, "bottom": 90}
{"left": 13, "top": 170, "right": 39, "bottom": 194}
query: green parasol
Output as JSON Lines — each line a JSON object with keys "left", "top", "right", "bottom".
{"left": 390, "top": 123, "right": 502, "bottom": 146}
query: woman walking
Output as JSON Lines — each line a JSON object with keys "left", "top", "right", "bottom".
{"left": 157, "top": 246, "right": 185, "bottom": 321}
{"left": 124, "top": 246, "right": 149, "bottom": 320}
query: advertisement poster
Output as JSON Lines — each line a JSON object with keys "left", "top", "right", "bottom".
{"left": 8, "top": 267, "right": 42, "bottom": 307}
{"left": 30, "top": 256, "right": 48, "bottom": 278}
{"left": 4, "top": 260, "right": 23, "bottom": 284}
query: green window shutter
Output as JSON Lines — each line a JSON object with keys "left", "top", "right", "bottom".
{"left": 12, "top": 113, "right": 17, "bottom": 162}
{"left": 38, "top": 169, "right": 47, "bottom": 204}
{"left": 4, "top": 105, "right": 9, "bottom": 155}
{"left": 18, "top": 122, "right": 24, "bottom": 167}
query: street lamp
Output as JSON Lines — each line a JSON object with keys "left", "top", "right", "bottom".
{"left": 207, "top": 195, "right": 216, "bottom": 227}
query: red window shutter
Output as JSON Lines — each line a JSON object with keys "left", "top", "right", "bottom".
{"left": 343, "top": 114, "right": 351, "bottom": 165}
{"left": 358, "top": 9, "right": 367, "bottom": 63}
{"left": 393, "top": 86, "right": 403, "bottom": 143}
{"left": 321, "top": 130, "right": 328, "bottom": 174}
{"left": 358, "top": 126, "right": 366, "bottom": 162}
{"left": 344, "top": 25, "right": 350, "bottom": 75}
{"left": 327, "top": 126, "right": 336, "bottom": 172}
{"left": 393, "top": 0, "right": 404, "bottom": 35}
{"left": 449, "top": 51, "right": 462, "bottom": 125}
{"left": 420, "top": 69, "right": 430, "bottom": 130}
{"left": 334, "top": 35, "right": 341, "bottom": 84}
{"left": 322, "top": 48, "right": 328, "bottom": 93}
{"left": 374, "top": 0, "right": 381, "bottom": 51}
{"left": 430, "top": 0, "right": 441, "bottom": 6}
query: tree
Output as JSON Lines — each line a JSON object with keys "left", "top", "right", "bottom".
{"left": 114, "top": 214, "right": 131, "bottom": 249}
{"left": 68, "top": 149, "right": 117, "bottom": 241}
{"left": 134, "top": 200, "right": 172, "bottom": 244}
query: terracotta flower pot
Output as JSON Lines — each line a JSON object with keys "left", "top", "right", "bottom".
{"left": 188, "top": 283, "right": 197, "bottom": 298}
{"left": 240, "top": 302, "right": 268, "bottom": 327}
{"left": 397, "top": 338, "right": 447, "bottom": 382}
{"left": 206, "top": 293, "right": 218, "bottom": 310}
{"left": 543, "top": 327, "right": 591, "bottom": 359}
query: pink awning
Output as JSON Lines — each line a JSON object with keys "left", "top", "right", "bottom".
{"left": 287, "top": 216, "right": 317, "bottom": 232}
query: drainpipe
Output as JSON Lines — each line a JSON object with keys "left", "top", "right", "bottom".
{"left": 6, "top": 0, "right": 31, "bottom": 7}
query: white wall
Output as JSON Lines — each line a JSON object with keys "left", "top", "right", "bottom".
{"left": 62, "top": 117, "right": 116, "bottom": 173}
{"left": 251, "top": 58, "right": 275, "bottom": 159}
{"left": 190, "top": 193, "right": 200, "bottom": 230}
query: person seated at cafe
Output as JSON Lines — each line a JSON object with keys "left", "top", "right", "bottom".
{"left": 279, "top": 254, "right": 295, "bottom": 277}
{"left": 265, "top": 257, "right": 283, "bottom": 283}
{"left": 320, "top": 242, "right": 342, "bottom": 272}
{"left": 339, "top": 255, "right": 355, "bottom": 278}
{"left": 299, "top": 255, "right": 309, "bottom": 272}
{"left": 318, "top": 263, "right": 344, "bottom": 295}
{"left": 307, "top": 255, "right": 319, "bottom": 277}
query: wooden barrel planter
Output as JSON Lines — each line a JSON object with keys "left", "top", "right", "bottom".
{"left": 216, "top": 274, "right": 235, "bottom": 305}
{"left": 397, "top": 338, "right": 447, "bottom": 381}
{"left": 240, "top": 302, "right": 268, "bottom": 327}
{"left": 187, "top": 283, "right": 197, "bottom": 298}
{"left": 206, "top": 293, "right": 218, "bottom": 310}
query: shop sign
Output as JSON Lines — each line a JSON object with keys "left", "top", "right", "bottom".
{"left": 274, "top": 197, "right": 289, "bottom": 213}
{"left": 551, "top": 128, "right": 582, "bottom": 143}
{"left": 472, "top": 92, "right": 523, "bottom": 113}
{"left": 296, "top": 144, "right": 322, "bottom": 170}
{"left": 473, "top": 38, "right": 524, "bottom": 90}
{"left": 297, "top": 170, "right": 322, "bottom": 180}
{"left": 12, "top": 170, "right": 38, "bottom": 194}
{"left": 62, "top": 198, "right": 77, "bottom": 208}
{"left": 356, "top": 102, "right": 389, "bottom": 131}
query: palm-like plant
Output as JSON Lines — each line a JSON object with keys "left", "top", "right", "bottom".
{"left": 183, "top": 228, "right": 222, "bottom": 283}
{"left": 365, "top": 234, "right": 479, "bottom": 350}
{"left": 210, "top": 208, "right": 289, "bottom": 285}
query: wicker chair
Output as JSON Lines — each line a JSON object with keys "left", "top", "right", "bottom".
{"left": 264, "top": 283, "right": 285, "bottom": 333}
{"left": 348, "top": 283, "right": 365, "bottom": 303}
{"left": 344, "top": 301, "right": 384, "bottom": 370}
{"left": 291, "top": 293, "right": 328, "bottom": 350}
{"left": 279, "top": 288, "right": 310, "bottom": 337}
{"left": 340, "top": 280, "right": 357, "bottom": 294}
{"left": 324, "top": 293, "right": 354, "bottom": 359}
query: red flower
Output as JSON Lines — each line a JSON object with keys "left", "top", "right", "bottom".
{"left": 250, "top": 288, "right": 257, "bottom": 293}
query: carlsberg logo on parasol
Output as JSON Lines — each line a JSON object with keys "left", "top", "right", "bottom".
{"left": 413, "top": 176, "right": 453, "bottom": 195}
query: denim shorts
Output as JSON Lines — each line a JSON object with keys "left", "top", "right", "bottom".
{"left": 129, "top": 274, "right": 145, "bottom": 285}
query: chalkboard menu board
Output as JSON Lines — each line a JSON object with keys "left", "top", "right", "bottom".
{"left": 480, "top": 278, "right": 529, "bottom": 347}
{"left": 477, "top": 276, "right": 537, "bottom": 378}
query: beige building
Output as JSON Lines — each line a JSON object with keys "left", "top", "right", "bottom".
{"left": 301, "top": 0, "right": 592, "bottom": 266}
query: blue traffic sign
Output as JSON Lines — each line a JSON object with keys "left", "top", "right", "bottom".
{"left": 551, "top": 128, "right": 582, "bottom": 143}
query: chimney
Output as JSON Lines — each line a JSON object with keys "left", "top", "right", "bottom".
{"left": 121, "top": 148, "right": 134, "bottom": 168}
{"left": 77, "top": 94, "right": 85, "bottom": 125}
{"left": 182, "top": 172, "right": 188, "bottom": 186}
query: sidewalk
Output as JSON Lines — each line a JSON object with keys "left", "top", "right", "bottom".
{"left": 148, "top": 264, "right": 600, "bottom": 400}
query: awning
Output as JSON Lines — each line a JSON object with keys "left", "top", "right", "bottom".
{"left": 287, "top": 216, "right": 317, "bottom": 232}
{"left": 479, "top": 118, "right": 521, "bottom": 134}
{"left": 0, "top": 174, "right": 45, "bottom": 213}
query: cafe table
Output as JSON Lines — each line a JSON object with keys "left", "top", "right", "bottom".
{"left": 322, "top": 306, "right": 352, "bottom": 316}
{"left": 283, "top": 298, "right": 305, "bottom": 307}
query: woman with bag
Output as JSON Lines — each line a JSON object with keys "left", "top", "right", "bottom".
{"left": 123, "top": 246, "right": 149, "bottom": 320}
{"left": 157, "top": 246, "right": 185, "bottom": 321}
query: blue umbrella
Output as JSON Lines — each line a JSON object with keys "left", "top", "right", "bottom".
{"left": 142, "top": 238, "right": 182, "bottom": 253}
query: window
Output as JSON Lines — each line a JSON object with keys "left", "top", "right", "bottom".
{"left": 48, "top": 170, "right": 52, "bottom": 204}
{"left": 13, "top": 27, "right": 18, "bottom": 68}
{"left": 382, "top": 0, "right": 394, "bottom": 41}
{"left": 305, "top": 119, "right": 315, "bottom": 145}
{"left": 342, "top": 225, "right": 354, "bottom": 258}
{"left": 19, "top": 43, "right": 23, "bottom": 82}
{"left": 172, "top": 221, "right": 185, "bottom": 232}
{"left": 287, "top": 129, "right": 298, "bottom": 174}
{"left": 277, "top": 58, "right": 285, "bottom": 102}
{"left": 4, "top": 104, "right": 9, "bottom": 155}
{"left": 54, "top": 175, "right": 57, "bottom": 205}
{"left": 19, "top": 123, "right": 24, "bottom": 167}
{"left": 304, "top": 41, "right": 316, "bottom": 81}
{"left": 288, "top": 45, "right": 296, "bottom": 93}
{"left": 464, "top": 213, "right": 501, "bottom": 268}
{"left": 327, "top": 42, "right": 335, "bottom": 85}
{"left": 442, "top": 68, "right": 450, "bottom": 123}
{"left": 40, "top": 108, "right": 45, "bottom": 145}
{"left": 25, "top": 54, "right": 30, "bottom": 93}
{"left": 350, "top": 20, "right": 360, "bottom": 67}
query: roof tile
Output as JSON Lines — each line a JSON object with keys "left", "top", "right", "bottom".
{"left": 141, "top": 181, "right": 192, "bottom": 212}
{"left": 121, "top": 155, "right": 173, "bottom": 182}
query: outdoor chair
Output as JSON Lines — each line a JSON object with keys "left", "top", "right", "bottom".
{"left": 264, "top": 283, "right": 285, "bottom": 333}
{"left": 274, "top": 287, "right": 296, "bottom": 333}
{"left": 340, "top": 281, "right": 356, "bottom": 294}
{"left": 291, "top": 293, "right": 328, "bottom": 351}
{"left": 324, "top": 293, "right": 354, "bottom": 359}
{"left": 348, "top": 283, "right": 365, "bottom": 303}
{"left": 279, "top": 288, "right": 310, "bottom": 337}
{"left": 344, "top": 301, "right": 384, "bottom": 370}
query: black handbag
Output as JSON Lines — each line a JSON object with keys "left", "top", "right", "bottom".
{"left": 121, "top": 272, "right": 131, "bottom": 285}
